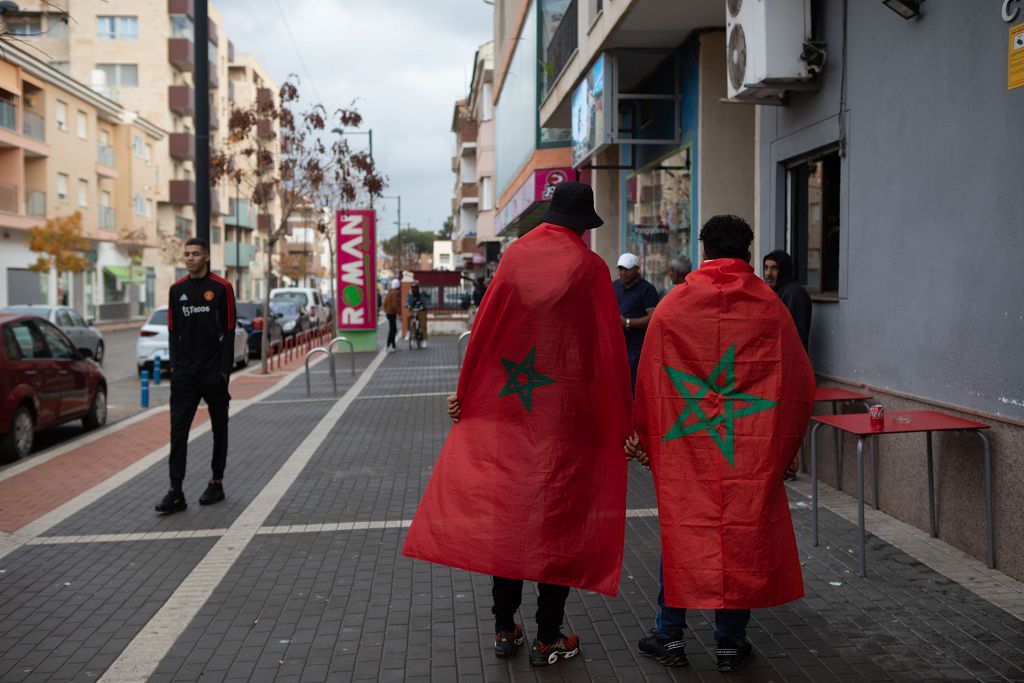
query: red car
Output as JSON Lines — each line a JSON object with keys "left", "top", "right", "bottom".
{"left": 0, "top": 312, "right": 108, "bottom": 462}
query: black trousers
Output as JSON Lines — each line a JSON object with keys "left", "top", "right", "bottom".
{"left": 169, "top": 371, "right": 230, "bottom": 492}
{"left": 492, "top": 576, "right": 570, "bottom": 645}
{"left": 386, "top": 314, "right": 397, "bottom": 348}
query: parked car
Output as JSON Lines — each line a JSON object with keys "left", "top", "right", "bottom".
{"left": 1, "top": 305, "right": 105, "bottom": 364}
{"left": 136, "top": 306, "right": 249, "bottom": 377}
{"left": 0, "top": 313, "right": 107, "bottom": 461}
{"left": 236, "top": 301, "right": 284, "bottom": 358}
{"left": 269, "top": 299, "right": 311, "bottom": 338}
{"left": 270, "top": 287, "right": 328, "bottom": 328}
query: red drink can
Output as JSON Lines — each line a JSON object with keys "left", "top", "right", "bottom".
{"left": 869, "top": 404, "right": 885, "bottom": 431}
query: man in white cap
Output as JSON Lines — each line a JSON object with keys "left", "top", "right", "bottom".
{"left": 614, "top": 253, "right": 659, "bottom": 393}
{"left": 382, "top": 278, "right": 401, "bottom": 353}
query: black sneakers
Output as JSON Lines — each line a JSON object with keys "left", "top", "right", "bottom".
{"left": 528, "top": 633, "right": 580, "bottom": 666}
{"left": 155, "top": 490, "right": 187, "bottom": 514}
{"left": 638, "top": 630, "right": 688, "bottom": 667}
{"left": 199, "top": 481, "right": 225, "bottom": 506}
{"left": 716, "top": 640, "right": 753, "bottom": 672}
{"left": 494, "top": 624, "right": 525, "bottom": 658}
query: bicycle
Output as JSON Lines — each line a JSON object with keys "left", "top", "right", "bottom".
{"left": 408, "top": 308, "right": 425, "bottom": 350}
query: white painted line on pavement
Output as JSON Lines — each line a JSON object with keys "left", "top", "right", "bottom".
{"left": 99, "top": 348, "right": 389, "bottom": 683}
{"left": 377, "top": 365, "right": 458, "bottom": 371}
{"left": 27, "top": 529, "right": 229, "bottom": 545}
{"left": 356, "top": 391, "right": 451, "bottom": 400}
{"left": 258, "top": 519, "right": 414, "bottom": 535}
{"left": 626, "top": 508, "right": 659, "bottom": 518}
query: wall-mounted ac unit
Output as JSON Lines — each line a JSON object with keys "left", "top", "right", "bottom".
{"left": 725, "top": 0, "right": 816, "bottom": 103}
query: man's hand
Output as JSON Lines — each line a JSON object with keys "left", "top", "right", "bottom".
{"left": 620, "top": 315, "right": 628, "bottom": 328}
{"left": 624, "top": 432, "right": 651, "bottom": 469}
{"left": 447, "top": 393, "right": 461, "bottom": 423}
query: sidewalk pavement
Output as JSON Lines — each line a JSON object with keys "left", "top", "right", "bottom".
{"left": 0, "top": 332, "right": 1022, "bottom": 682}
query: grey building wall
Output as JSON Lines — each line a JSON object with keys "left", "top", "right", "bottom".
{"left": 758, "top": 2, "right": 1024, "bottom": 421}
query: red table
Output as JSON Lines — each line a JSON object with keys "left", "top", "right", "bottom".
{"left": 801, "top": 388, "right": 874, "bottom": 484}
{"left": 810, "top": 410, "right": 992, "bottom": 577}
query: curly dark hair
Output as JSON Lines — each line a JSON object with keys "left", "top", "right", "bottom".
{"left": 698, "top": 215, "right": 753, "bottom": 260}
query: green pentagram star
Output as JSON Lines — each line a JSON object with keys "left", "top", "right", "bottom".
{"left": 498, "top": 347, "right": 556, "bottom": 412}
{"left": 662, "top": 345, "right": 777, "bottom": 467}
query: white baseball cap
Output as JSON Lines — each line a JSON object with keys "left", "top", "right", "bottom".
{"left": 390, "top": 278, "right": 401, "bottom": 290}
{"left": 617, "top": 253, "right": 640, "bottom": 269}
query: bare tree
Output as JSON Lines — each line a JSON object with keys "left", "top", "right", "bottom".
{"left": 212, "top": 76, "right": 384, "bottom": 373}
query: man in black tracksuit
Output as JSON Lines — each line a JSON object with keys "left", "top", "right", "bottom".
{"left": 155, "top": 238, "right": 237, "bottom": 514}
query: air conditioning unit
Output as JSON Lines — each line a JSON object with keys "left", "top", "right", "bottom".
{"left": 725, "top": 0, "right": 816, "bottom": 102}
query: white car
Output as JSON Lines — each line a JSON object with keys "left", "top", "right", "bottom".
{"left": 136, "top": 306, "right": 248, "bottom": 377}
{"left": 270, "top": 287, "right": 329, "bottom": 329}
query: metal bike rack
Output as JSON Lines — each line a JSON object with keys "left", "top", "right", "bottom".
{"left": 457, "top": 331, "right": 471, "bottom": 368}
{"left": 328, "top": 336, "right": 356, "bottom": 377}
{"left": 304, "top": 347, "right": 336, "bottom": 397}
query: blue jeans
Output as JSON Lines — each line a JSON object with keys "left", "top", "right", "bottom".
{"left": 656, "top": 560, "right": 750, "bottom": 647}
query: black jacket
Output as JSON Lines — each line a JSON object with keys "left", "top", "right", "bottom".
{"left": 765, "top": 250, "right": 812, "bottom": 350}
{"left": 168, "top": 271, "right": 236, "bottom": 376}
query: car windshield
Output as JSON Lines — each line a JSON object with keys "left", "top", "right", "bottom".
{"left": 273, "top": 292, "right": 308, "bottom": 306}
{"left": 148, "top": 309, "right": 168, "bottom": 326}
{"left": 270, "top": 301, "right": 298, "bottom": 315}
{"left": 2, "top": 306, "right": 50, "bottom": 317}
{"left": 236, "top": 303, "right": 261, "bottom": 319}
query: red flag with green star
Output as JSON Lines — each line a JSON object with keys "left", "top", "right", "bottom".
{"left": 402, "top": 223, "right": 632, "bottom": 596}
{"left": 635, "top": 258, "right": 815, "bottom": 609}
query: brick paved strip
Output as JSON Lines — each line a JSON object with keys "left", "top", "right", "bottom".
{"left": 98, "top": 349, "right": 388, "bottom": 683}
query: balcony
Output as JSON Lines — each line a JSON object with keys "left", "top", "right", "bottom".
{"left": 97, "top": 143, "right": 115, "bottom": 166}
{"left": 0, "top": 100, "right": 15, "bottom": 131}
{"left": 209, "top": 60, "right": 219, "bottom": 89}
{"left": 228, "top": 80, "right": 235, "bottom": 101}
{"left": 257, "top": 119, "right": 275, "bottom": 140}
{"left": 227, "top": 40, "right": 235, "bottom": 63}
{"left": 208, "top": 18, "right": 218, "bottom": 45}
{"left": 210, "top": 105, "right": 219, "bottom": 130}
{"left": 0, "top": 183, "right": 17, "bottom": 213}
{"left": 545, "top": 0, "right": 578, "bottom": 93}
{"left": 257, "top": 87, "right": 274, "bottom": 107}
{"left": 167, "top": 0, "right": 194, "bottom": 18}
{"left": 22, "top": 110, "right": 44, "bottom": 141}
{"left": 25, "top": 189, "right": 45, "bottom": 218}
{"left": 169, "top": 85, "right": 195, "bottom": 115}
{"left": 168, "top": 38, "right": 194, "bottom": 71}
{"left": 226, "top": 198, "right": 255, "bottom": 228}
{"left": 99, "top": 206, "right": 115, "bottom": 230}
{"left": 257, "top": 213, "right": 273, "bottom": 231}
{"left": 224, "top": 242, "right": 256, "bottom": 268}
{"left": 169, "top": 179, "right": 196, "bottom": 205}
{"left": 169, "top": 132, "right": 194, "bottom": 160}
{"left": 211, "top": 192, "right": 222, "bottom": 216}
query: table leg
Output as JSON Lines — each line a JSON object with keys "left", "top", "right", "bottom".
{"left": 975, "top": 431, "right": 994, "bottom": 569}
{"left": 871, "top": 436, "right": 880, "bottom": 510}
{"left": 857, "top": 437, "right": 866, "bottom": 577}
{"left": 833, "top": 403, "right": 842, "bottom": 491}
{"left": 811, "top": 422, "right": 823, "bottom": 547}
{"left": 926, "top": 431, "right": 937, "bottom": 538}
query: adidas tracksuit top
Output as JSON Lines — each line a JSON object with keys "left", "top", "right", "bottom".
{"left": 168, "top": 272, "right": 237, "bottom": 378}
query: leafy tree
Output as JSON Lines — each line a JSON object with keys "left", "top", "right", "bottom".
{"left": 279, "top": 253, "right": 309, "bottom": 283}
{"left": 26, "top": 212, "right": 89, "bottom": 283}
{"left": 436, "top": 215, "right": 454, "bottom": 241}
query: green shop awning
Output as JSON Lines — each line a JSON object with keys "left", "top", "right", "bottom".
{"left": 103, "top": 266, "right": 146, "bottom": 285}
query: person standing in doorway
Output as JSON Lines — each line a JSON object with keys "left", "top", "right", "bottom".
{"left": 383, "top": 278, "right": 401, "bottom": 353}
{"left": 156, "top": 238, "right": 236, "bottom": 514}
{"left": 614, "top": 253, "right": 659, "bottom": 393}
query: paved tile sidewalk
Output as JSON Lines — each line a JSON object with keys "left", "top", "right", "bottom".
{"left": 0, "top": 333, "right": 1022, "bottom": 682}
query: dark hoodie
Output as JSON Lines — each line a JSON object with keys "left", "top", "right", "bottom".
{"left": 764, "top": 249, "right": 812, "bottom": 350}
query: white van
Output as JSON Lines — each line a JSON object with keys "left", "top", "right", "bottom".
{"left": 270, "top": 288, "right": 328, "bottom": 328}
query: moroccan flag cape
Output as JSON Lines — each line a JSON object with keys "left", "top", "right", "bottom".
{"left": 635, "top": 258, "right": 815, "bottom": 609}
{"left": 402, "top": 223, "right": 632, "bottom": 596}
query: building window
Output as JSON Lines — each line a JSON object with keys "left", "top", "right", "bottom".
{"left": 97, "top": 16, "right": 139, "bottom": 40}
{"left": 175, "top": 216, "right": 192, "bottom": 238}
{"left": 78, "top": 179, "right": 88, "bottom": 207}
{"left": 50, "top": 61, "right": 70, "bottom": 75}
{"left": 57, "top": 173, "right": 68, "bottom": 202}
{"left": 212, "top": 226, "right": 221, "bottom": 245}
{"left": 76, "top": 111, "right": 87, "bottom": 139}
{"left": 145, "top": 199, "right": 153, "bottom": 219}
{"left": 7, "top": 14, "right": 41, "bottom": 36}
{"left": 145, "top": 143, "right": 152, "bottom": 164}
{"left": 786, "top": 149, "right": 841, "bottom": 298}
{"left": 95, "top": 64, "right": 139, "bottom": 88}
{"left": 169, "top": 14, "right": 193, "bottom": 40}
{"left": 47, "top": 16, "right": 69, "bottom": 38}
{"left": 134, "top": 194, "right": 145, "bottom": 216}
{"left": 133, "top": 135, "right": 143, "bottom": 158}
{"left": 481, "top": 177, "right": 494, "bottom": 211}
{"left": 56, "top": 100, "right": 67, "bottom": 131}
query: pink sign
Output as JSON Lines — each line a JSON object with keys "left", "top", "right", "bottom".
{"left": 336, "top": 210, "right": 377, "bottom": 330}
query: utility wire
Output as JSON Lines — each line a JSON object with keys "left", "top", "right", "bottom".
{"left": 273, "top": 0, "right": 326, "bottom": 106}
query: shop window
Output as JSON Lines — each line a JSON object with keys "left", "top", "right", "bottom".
{"left": 786, "top": 149, "right": 841, "bottom": 297}
{"left": 625, "top": 147, "right": 692, "bottom": 295}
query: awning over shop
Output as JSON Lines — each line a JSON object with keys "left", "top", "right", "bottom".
{"left": 103, "top": 265, "right": 146, "bottom": 285}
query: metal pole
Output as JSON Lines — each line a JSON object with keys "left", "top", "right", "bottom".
{"left": 856, "top": 437, "right": 866, "bottom": 577}
{"left": 234, "top": 179, "right": 240, "bottom": 293}
{"left": 926, "top": 431, "right": 937, "bottom": 538}
{"left": 194, "top": 0, "right": 210, "bottom": 242}
{"left": 811, "top": 422, "right": 822, "bottom": 547}
{"left": 396, "top": 195, "right": 402, "bottom": 275}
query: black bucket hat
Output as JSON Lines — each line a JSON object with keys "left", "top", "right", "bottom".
{"left": 541, "top": 181, "right": 603, "bottom": 231}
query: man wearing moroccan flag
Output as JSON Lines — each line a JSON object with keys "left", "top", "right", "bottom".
{"left": 632, "top": 215, "right": 815, "bottom": 673}
{"left": 402, "top": 182, "right": 632, "bottom": 667}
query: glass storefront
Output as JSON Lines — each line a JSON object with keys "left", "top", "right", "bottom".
{"left": 625, "top": 146, "right": 692, "bottom": 294}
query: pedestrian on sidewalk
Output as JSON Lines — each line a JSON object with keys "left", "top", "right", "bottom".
{"left": 403, "top": 181, "right": 632, "bottom": 667}
{"left": 156, "top": 238, "right": 236, "bottom": 514}
{"left": 614, "top": 252, "right": 659, "bottom": 394}
{"left": 628, "top": 215, "right": 815, "bottom": 673}
{"left": 383, "top": 278, "right": 400, "bottom": 353}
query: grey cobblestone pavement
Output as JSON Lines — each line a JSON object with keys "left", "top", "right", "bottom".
{"left": 0, "top": 334, "right": 1022, "bottom": 681}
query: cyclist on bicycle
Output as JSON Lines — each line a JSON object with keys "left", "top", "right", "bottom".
{"left": 406, "top": 282, "right": 428, "bottom": 348}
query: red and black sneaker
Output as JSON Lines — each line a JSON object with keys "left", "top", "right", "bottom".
{"left": 529, "top": 633, "right": 580, "bottom": 666}
{"left": 494, "top": 624, "right": 525, "bottom": 658}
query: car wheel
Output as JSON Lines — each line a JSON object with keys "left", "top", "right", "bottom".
{"left": 0, "top": 406, "right": 34, "bottom": 462}
{"left": 94, "top": 341, "right": 104, "bottom": 364}
{"left": 83, "top": 386, "right": 108, "bottom": 430}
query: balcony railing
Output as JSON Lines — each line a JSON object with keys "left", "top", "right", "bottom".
{"left": 227, "top": 198, "right": 255, "bottom": 228}
{"left": 545, "top": 0, "right": 578, "bottom": 93}
{"left": 169, "top": 179, "right": 196, "bottom": 204}
{"left": 23, "top": 110, "right": 45, "bottom": 141}
{"left": 169, "top": 85, "right": 195, "bottom": 115}
{"left": 0, "top": 101, "right": 15, "bottom": 131}
{"left": 97, "top": 143, "right": 115, "bottom": 166}
{"left": 168, "top": 38, "right": 194, "bottom": 71}
{"left": 224, "top": 242, "right": 256, "bottom": 268}
{"left": 99, "top": 206, "right": 115, "bottom": 230}
{"left": 0, "top": 183, "right": 17, "bottom": 213}
{"left": 25, "top": 189, "right": 45, "bottom": 218}
{"left": 169, "top": 132, "right": 194, "bottom": 160}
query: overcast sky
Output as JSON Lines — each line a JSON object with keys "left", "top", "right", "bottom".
{"left": 214, "top": 0, "right": 494, "bottom": 240}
